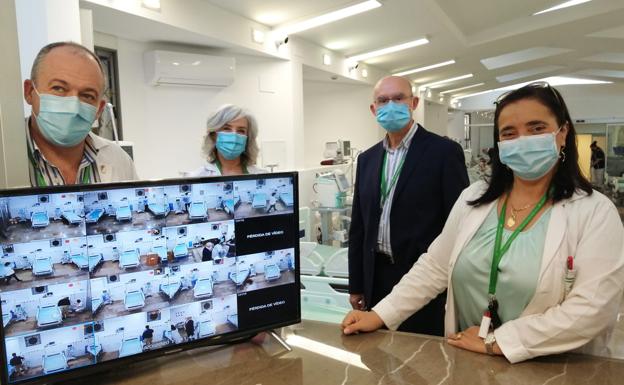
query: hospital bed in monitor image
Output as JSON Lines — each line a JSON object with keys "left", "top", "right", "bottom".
{"left": 119, "top": 249, "right": 141, "bottom": 269}
{"left": 229, "top": 268, "right": 250, "bottom": 286}
{"left": 226, "top": 313, "right": 238, "bottom": 328}
{"left": 71, "top": 252, "right": 103, "bottom": 272}
{"left": 197, "top": 320, "right": 216, "bottom": 338}
{"left": 119, "top": 337, "right": 143, "bottom": 358}
{"left": 159, "top": 279, "right": 182, "bottom": 300}
{"left": 33, "top": 256, "right": 54, "bottom": 276}
{"left": 124, "top": 289, "right": 146, "bottom": 311}
{"left": 193, "top": 277, "right": 213, "bottom": 298}
{"left": 188, "top": 201, "right": 208, "bottom": 221}
{"left": 279, "top": 192, "right": 294, "bottom": 207}
{"left": 61, "top": 210, "right": 82, "bottom": 225}
{"left": 2, "top": 305, "right": 27, "bottom": 328}
{"left": 152, "top": 245, "right": 168, "bottom": 262}
{"left": 252, "top": 193, "right": 267, "bottom": 209}
{"left": 42, "top": 351, "right": 68, "bottom": 374}
{"left": 36, "top": 304, "right": 63, "bottom": 328}
{"left": 264, "top": 263, "right": 281, "bottom": 281}
{"left": 86, "top": 340, "right": 103, "bottom": 361}
{"left": 147, "top": 202, "right": 169, "bottom": 218}
{"left": 173, "top": 243, "right": 189, "bottom": 259}
{"left": 31, "top": 211, "right": 50, "bottom": 228}
{"left": 222, "top": 196, "right": 240, "bottom": 215}
{"left": 115, "top": 205, "right": 132, "bottom": 221}
{"left": 85, "top": 208, "right": 104, "bottom": 223}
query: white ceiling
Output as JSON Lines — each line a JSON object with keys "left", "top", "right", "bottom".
{"left": 205, "top": 0, "right": 624, "bottom": 98}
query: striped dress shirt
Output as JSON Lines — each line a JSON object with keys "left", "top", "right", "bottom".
{"left": 26, "top": 120, "right": 101, "bottom": 186}
{"left": 377, "top": 122, "right": 418, "bottom": 256}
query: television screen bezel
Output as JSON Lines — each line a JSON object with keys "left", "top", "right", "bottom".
{"left": 0, "top": 172, "right": 301, "bottom": 385}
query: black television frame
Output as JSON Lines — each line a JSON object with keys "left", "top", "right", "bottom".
{"left": 0, "top": 172, "right": 300, "bottom": 385}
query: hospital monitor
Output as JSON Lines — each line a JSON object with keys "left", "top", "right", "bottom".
{"left": 0, "top": 173, "right": 299, "bottom": 385}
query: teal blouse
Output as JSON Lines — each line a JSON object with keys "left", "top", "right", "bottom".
{"left": 452, "top": 205, "right": 552, "bottom": 330}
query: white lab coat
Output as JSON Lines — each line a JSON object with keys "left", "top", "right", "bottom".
{"left": 88, "top": 133, "right": 139, "bottom": 182}
{"left": 373, "top": 181, "right": 624, "bottom": 363}
{"left": 186, "top": 162, "right": 265, "bottom": 177}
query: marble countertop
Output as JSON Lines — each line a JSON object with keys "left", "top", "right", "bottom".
{"left": 82, "top": 320, "right": 624, "bottom": 385}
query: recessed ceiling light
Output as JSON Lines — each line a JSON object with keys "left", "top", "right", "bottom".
{"left": 323, "top": 54, "right": 332, "bottom": 66}
{"left": 252, "top": 29, "right": 265, "bottom": 44}
{"left": 361, "top": 68, "right": 368, "bottom": 78}
{"left": 533, "top": 0, "right": 592, "bottom": 16}
{"left": 440, "top": 83, "right": 485, "bottom": 95}
{"left": 274, "top": 1, "right": 381, "bottom": 36}
{"left": 142, "top": 0, "right": 161, "bottom": 11}
{"left": 419, "top": 74, "right": 473, "bottom": 89}
{"left": 392, "top": 60, "right": 455, "bottom": 77}
{"left": 347, "top": 38, "right": 429, "bottom": 63}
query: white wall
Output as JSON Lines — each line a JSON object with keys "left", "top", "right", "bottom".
{"left": 423, "top": 100, "right": 448, "bottom": 137}
{"left": 94, "top": 34, "right": 305, "bottom": 179}
{"left": 302, "top": 80, "right": 383, "bottom": 168}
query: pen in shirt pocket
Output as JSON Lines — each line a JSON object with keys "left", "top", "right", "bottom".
{"left": 564, "top": 255, "right": 577, "bottom": 297}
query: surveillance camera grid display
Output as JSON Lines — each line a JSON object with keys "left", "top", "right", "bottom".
{"left": 0, "top": 175, "right": 297, "bottom": 383}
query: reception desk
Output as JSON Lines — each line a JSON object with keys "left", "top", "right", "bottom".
{"left": 83, "top": 320, "right": 624, "bottom": 385}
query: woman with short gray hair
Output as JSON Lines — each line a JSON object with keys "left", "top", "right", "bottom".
{"left": 188, "top": 104, "right": 264, "bottom": 176}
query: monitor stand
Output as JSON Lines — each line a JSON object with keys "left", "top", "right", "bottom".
{"left": 268, "top": 329, "right": 292, "bottom": 352}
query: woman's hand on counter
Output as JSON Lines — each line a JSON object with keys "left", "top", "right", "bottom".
{"left": 341, "top": 310, "right": 385, "bottom": 335}
{"left": 447, "top": 326, "right": 503, "bottom": 355}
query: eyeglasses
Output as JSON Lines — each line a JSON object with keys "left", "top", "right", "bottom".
{"left": 495, "top": 81, "right": 563, "bottom": 107}
{"left": 374, "top": 94, "right": 413, "bottom": 106}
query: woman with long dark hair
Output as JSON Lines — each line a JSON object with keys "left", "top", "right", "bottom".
{"left": 341, "top": 82, "right": 624, "bottom": 363}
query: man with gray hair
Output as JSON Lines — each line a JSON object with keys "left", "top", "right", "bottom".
{"left": 23, "top": 41, "right": 137, "bottom": 186}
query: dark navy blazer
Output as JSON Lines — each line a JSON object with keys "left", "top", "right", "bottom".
{"left": 348, "top": 125, "right": 469, "bottom": 332}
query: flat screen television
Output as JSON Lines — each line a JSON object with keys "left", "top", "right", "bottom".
{"left": 0, "top": 173, "right": 300, "bottom": 384}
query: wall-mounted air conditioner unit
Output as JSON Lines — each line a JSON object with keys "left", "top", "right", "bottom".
{"left": 143, "top": 50, "right": 235, "bottom": 87}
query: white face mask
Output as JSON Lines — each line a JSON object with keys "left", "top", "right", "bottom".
{"left": 498, "top": 129, "right": 562, "bottom": 181}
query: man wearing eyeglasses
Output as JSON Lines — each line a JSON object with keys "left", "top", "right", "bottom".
{"left": 348, "top": 76, "right": 469, "bottom": 335}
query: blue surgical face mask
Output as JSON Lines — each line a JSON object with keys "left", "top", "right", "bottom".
{"left": 376, "top": 102, "right": 411, "bottom": 132}
{"left": 216, "top": 132, "right": 247, "bottom": 160}
{"left": 498, "top": 129, "right": 561, "bottom": 181}
{"left": 32, "top": 85, "right": 98, "bottom": 147}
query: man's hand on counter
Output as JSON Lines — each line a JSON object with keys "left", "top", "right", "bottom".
{"left": 447, "top": 326, "right": 503, "bottom": 356}
{"left": 341, "top": 310, "right": 385, "bottom": 335}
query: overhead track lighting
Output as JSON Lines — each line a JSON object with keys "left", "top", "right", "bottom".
{"left": 533, "top": 0, "right": 592, "bottom": 16}
{"left": 440, "top": 83, "right": 485, "bottom": 95}
{"left": 347, "top": 38, "right": 429, "bottom": 63}
{"left": 273, "top": 1, "right": 381, "bottom": 36}
{"left": 419, "top": 74, "right": 473, "bottom": 89}
{"left": 393, "top": 60, "right": 455, "bottom": 77}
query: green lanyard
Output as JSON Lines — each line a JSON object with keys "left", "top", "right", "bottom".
{"left": 29, "top": 151, "right": 91, "bottom": 186}
{"left": 215, "top": 159, "right": 248, "bottom": 175}
{"left": 487, "top": 189, "right": 549, "bottom": 328}
{"left": 380, "top": 151, "right": 406, "bottom": 204}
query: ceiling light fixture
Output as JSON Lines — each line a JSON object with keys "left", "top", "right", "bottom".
{"left": 361, "top": 68, "right": 368, "bottom": 78}
{"left": 453, "top": 75, "right": 610, "bottom": 100}
{"left": 273, "top": 0, "right": 381, "bottom": 36}
{"left": 252, "top": 29, "right": 265, "bottom": 44}
{"left": 393, "top": 60, "right": 455, "bottom": 77}
{"left": 347, "top": 38, "right": 429, "bottom": 63}
{"left": 142, "top": 0, "right": 161, "bottom": 11}
{"left": 323, "top": 54, "right": 332, "bottom": 66}
{"left": 440, "top": 82, "right": 485, "bottom": 95}
{"left": 419, "top": 74, "right": 473, "bottom": 89}
{"left": 533, "top": 0, "right": 591, "bottom": 16}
